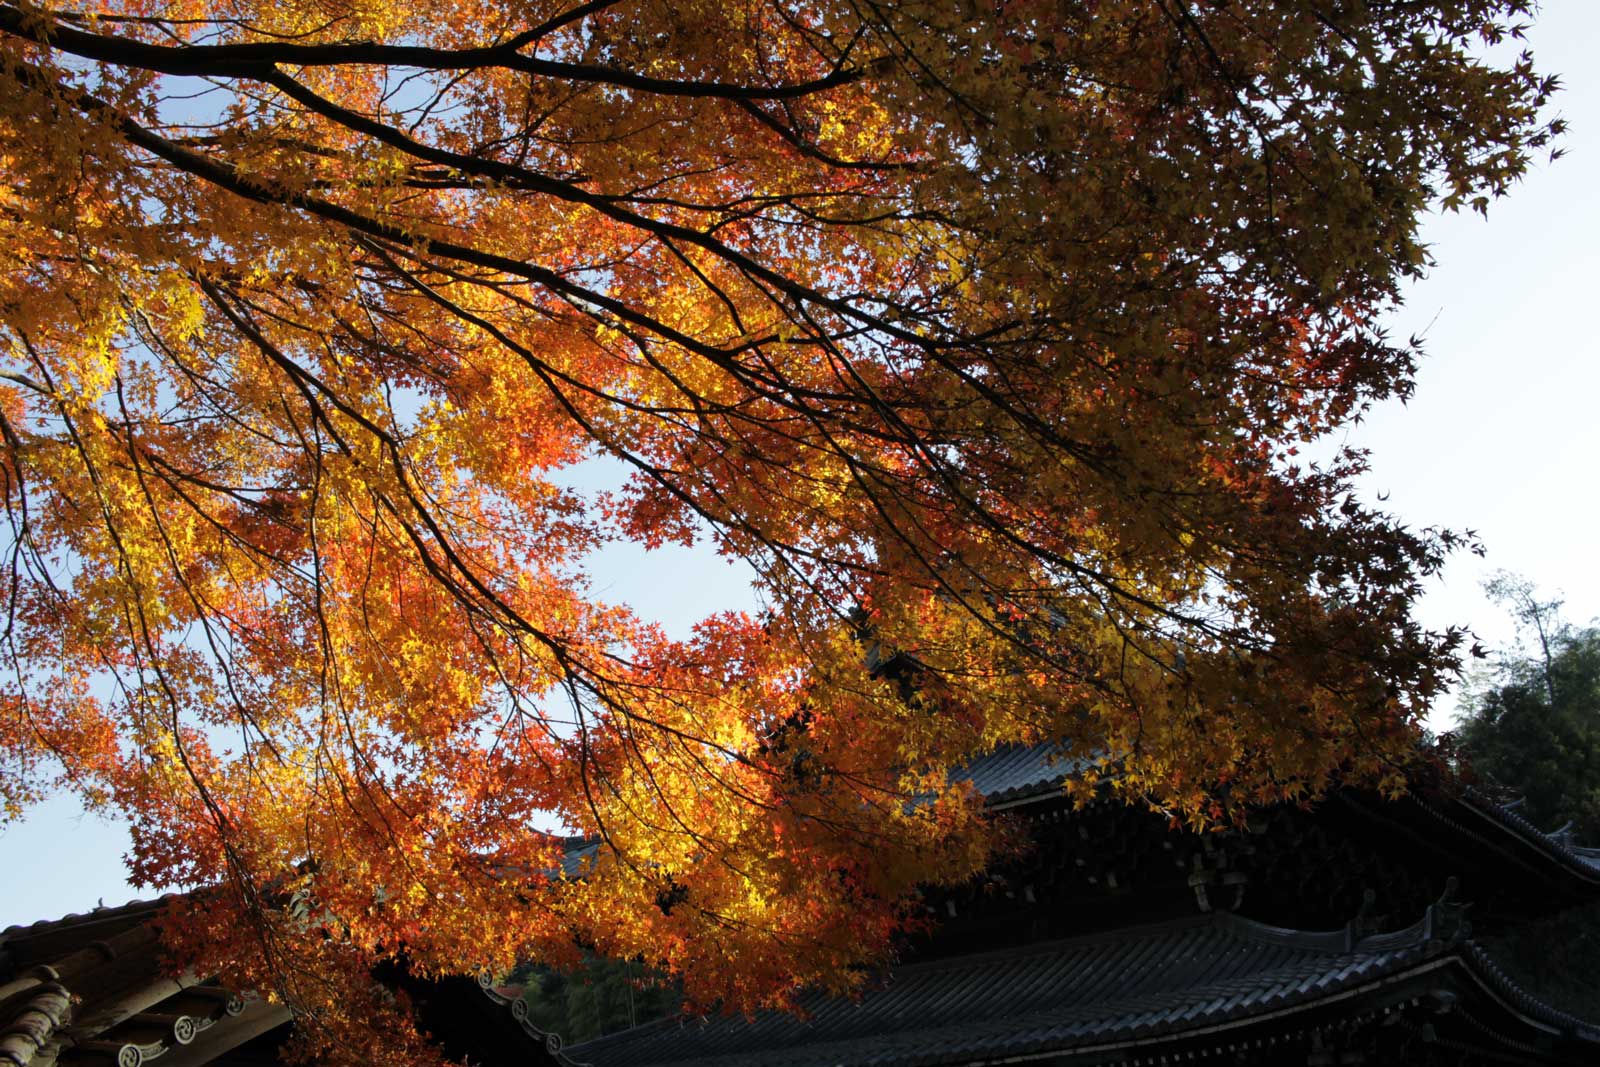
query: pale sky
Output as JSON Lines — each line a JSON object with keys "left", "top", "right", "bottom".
{"left": 3, "top": 1, "right": 1597, "bottom": 929}
{"left": 1335, "top": 0, "right": 1600, "bottom": 693}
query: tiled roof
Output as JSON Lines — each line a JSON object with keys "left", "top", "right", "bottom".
{"left": 961, "top": 747, "right": 1600, "bottom": 886}
{"left": 555, "top": 744, "right": 1077, "bottom": 880}
{"left": 0, "top": 895, "right": 284, "bottom": 1067}
{"left": 1460, "top": 789, "right": 1600, "bottom": 883}
{"left": 955, "top": 741, "right": 1084, "bottom": 806}
{"left": 10, "top": 756, "right": 1599, "bottom": 1067}
{"left": 561, "top": 838, "right": 604, "bottom": 877}
{"left": 0, "top": 893, "right": 181, "bottom": 939}
{"left": 566, "top": 907, "right": 1572, "bottom": 1067}
{"left": 1571, "top": 845, "right": 1600, "bottom": 874}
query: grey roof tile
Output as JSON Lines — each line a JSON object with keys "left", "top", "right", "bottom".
{"left": 955, "top": 742, "right": 1084, "bottom": 804}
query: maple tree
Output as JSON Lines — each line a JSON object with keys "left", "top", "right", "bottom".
{"left": 0, "top": 0, "right": 1563, "bottom": 1061}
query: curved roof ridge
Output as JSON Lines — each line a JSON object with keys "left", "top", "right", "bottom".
{"left": 1206, "top": 911, "right": 1354, "bottom": 953}
{"left": 0, "top": 893, "right": 184, "bottom": 942}
{"left": 1461, "top": 940, "right": 1600, "bottom": 1042}
{"left": 1459, "top": 786, "right": 1600, "bottom": 883}
{"left": 1214, "top": 904, "right": 1468, "bottom": 957}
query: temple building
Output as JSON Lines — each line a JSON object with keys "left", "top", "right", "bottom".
{"left": 5, "top": 744, "right": 1599, "bottom": 1066}
{"left": 0, "top": 896, "right": 290, "bottom": 1067}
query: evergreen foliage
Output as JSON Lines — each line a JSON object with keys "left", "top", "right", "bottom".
{"left": 1457, "top": 575, "right": 1600, "bottom": 838}
{"left": 513, "top": 956, "right": 679, "bottom": 1044}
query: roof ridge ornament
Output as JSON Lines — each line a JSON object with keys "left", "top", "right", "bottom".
{"left": 1421, "top": 876, "right": 1471, "bottom": 945}
{"left": 1342, "top": 888, "right": 1387, "bottom": 950}
{"left": 1187, "top": 833, "right": 1252, "bottom": 914}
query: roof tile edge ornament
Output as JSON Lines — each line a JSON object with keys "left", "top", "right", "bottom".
{"left": 0, "top": 982, "right": 71, "bottom": 1067}
{"left": 52, "top": 983, "right": 254, "bottom": 1067}
{"left": 476, "top": 972, "right": 591, "bottom": 1066}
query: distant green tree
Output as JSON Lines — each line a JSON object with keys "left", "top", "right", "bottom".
{"left": 1479, "top": 900, "right": 1600, "bottom": 1021}
{"left": 1447, "top": 575, "right": 1600, "bottom": 1022}
{"left": 510, "top": 955, "right": 679, "bottom": 1045}
{"left": 1456, "top": 574, "right": 1600, "bottom": 839}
